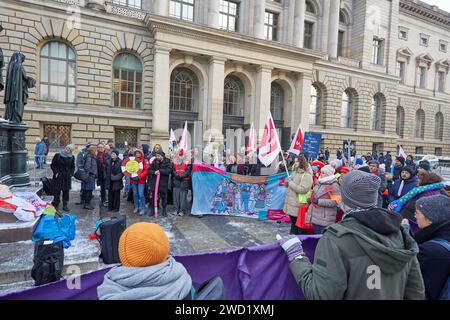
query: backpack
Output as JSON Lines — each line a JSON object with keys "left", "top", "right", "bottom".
{"left": 31, "top": 240, "right": 64, "bottom": 286}
{"left": 428, "top": 238, "right": 450, "bottom": 300}
{"left": 40, "top": 177, "right": 53, "bottom": 195}
{"left": 95, "top": 215, "right": 127, "bottom": 264}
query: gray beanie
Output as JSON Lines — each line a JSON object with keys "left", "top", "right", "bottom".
{"left": 416, "top": 195, "right": 450, "bottom": 224}
{"left": 341, "top": 170, "right": 381, "bottom": 209}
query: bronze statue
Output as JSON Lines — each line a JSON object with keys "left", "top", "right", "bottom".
{"left": 3, "top": 52, "right": 35, "bottom": 124}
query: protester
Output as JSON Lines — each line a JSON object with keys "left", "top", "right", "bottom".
{"left": 418, "top": 160, "right": 431, "bottom": 174}
{"left": 279, "top": 170, "right": 425, "bottom": 299}
{"left": 324, "top": 148, "right": 330, "bottom": 161}
{"left": 107, "top": 139, "right": 114, "bottom": 149}
{"left": 97, "top": 222, "right": 193, "bottom": 300}
{"left": 142, "top": 144, "right": 150, "bottom": 159}
{"left": 284, "top": 155, "right": 313, "bottom": 235}
{"left": 34, "top": 138, "right": 45, "bottom": 169}
{"left": 402, "top": 195, "right": 450, "bottom": 300}
{"left": 406, "top": 155, "right": 418, "bottom": 175}
{"left": 172, "top": 149, "right": 192, "bottom": 216}
{"left": 148, "top": 149, "right": 171, "bottom": 217}
{"left": 105, "top": 149, "right": 123, "bottom": 212}
{"left": 75, "top": 143, "right": 91, "bottom": 205}
{"left": 306, "top": 165, "right": 341, "bottom": 234}
{"left": 122, "top": 144, "right": 132, "bottom": 199}
{"left": 389, "top": 166, "right": 418, "bottom": 203}
{"left": 392, "top": 156, "right": 406, "bottom": 181}
{"left": 50, "top": 144, "right": 75, "bottom": 211}
{"left": 226, "top": 155, "right": 244, "bottom": 174}
{"left": 368, "top": 160, "right": 387, "bottom": 208}
{"left": 42, "top": 135, "right": 50, "bottom": 164}
{"left": 130, "top": 150, "right": 149, "bottom": 215}
{"left": 385, "top": 152, "right": 393, "bottom": 172}
{"left": 96, "top": 143, "right": 110, "bottom": 207}
{"left": 81, "top": 145, "right": 98, "bottom": 210}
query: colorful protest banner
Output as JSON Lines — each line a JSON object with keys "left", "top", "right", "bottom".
{"left": 302, "top": 132, "right": 322, "bottom": 160}
{"left": 191, "top": 163, "right": 288, "bottom": 218}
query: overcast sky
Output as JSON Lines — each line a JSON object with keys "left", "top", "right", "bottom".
{"left": 422, "top": 0, "right": 450, "bottom": 13}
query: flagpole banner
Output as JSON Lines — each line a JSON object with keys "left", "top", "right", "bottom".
{"left": 301, "top": 132, "right": 322, "bottom": 160}
{"left": 191, "top": 163, "right": 288, "bottom": 218}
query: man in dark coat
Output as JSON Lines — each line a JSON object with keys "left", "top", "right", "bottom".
{"left": 389, "top": 166, "right": 418, "bottom": 203}
{"left": 81, "top": 146, "right": 98, "bottom": 210}
{"left": 147, "top": 149, "right": 171, "bottom": 217}
{"left": 105, "top": 149, "right": 123, "bottom": 212}
{"left": 96, "top": 143, "right": 111, "bottom": 207}
{"left": 3, "top": 52, "right": 35, "bottom": 123}
{"left": 172, "top": 149, "right": 192, "bottom": 216}
{"left": 51, "top": 144, "right": 75, "bottom": 211}
{"left": 385, "top": 152, "right": 393, "bottom": 173}
{"left": 392, "top": 156, "right": 406, "bottom": 181}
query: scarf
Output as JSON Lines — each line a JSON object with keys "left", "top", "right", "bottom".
{"left": 97, "top": 256, "right": 192, "bottom": 300}
{"left": 389, "top": 183, "right": 445, "bottom": 213}
{"left": 59, "top": 149, "right": 72, "bottom": 158}
{"left": 97, "top": 151, "right": 105, "bottom": 166}
{"left": 318, "top": 175, "right": 336, "bottom": 184}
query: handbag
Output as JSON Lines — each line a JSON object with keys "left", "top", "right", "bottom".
{"left": 74, "top": 168, "right": 89, "bottom": 182}
{"left": 295, "top": 204, "right": 313, "bottom": 229}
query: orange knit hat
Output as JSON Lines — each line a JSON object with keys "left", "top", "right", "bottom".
{"left": 118, "top": 222, "right": 170, "bottom": 267}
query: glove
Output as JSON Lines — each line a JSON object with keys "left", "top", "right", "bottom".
{"left": 284, "top": 180, "right": 289, "bottom": 187}
{"left": 312, "top": 197, "right": 319, "bottom": 205}
{"left": 401, "top": 219, "right": 410, "bottom": 233}
{"left": 277, "top": 234, "right": 305, "bottom": 262}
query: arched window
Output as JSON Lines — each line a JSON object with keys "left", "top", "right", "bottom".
{"left": 169, "top": 67, "right": 199, "bottom": 112}
{"left": 224, "top": 75, "right": 244, "bottom": 116}
{"left": 305, "top": 0, "right": 316, "bottom": 14}
{"left": 113, "top": 53, "right": 143, "bottom": 109}
{"left": 396, "top": 106, "right": 405, "bottom": 137}
{"left": 310, "top": 84, "right": 322, "bottom": 125}
{"left": 40, "top": 41, "right": 76, "bottom": 103}
{"left": 271, "top": 83, "right": 284, "bottom": 121}
{"left": 370, "top": 94, "right": 383, "bottom": 130}
{"left": 341, "top": 90, "right": 354, "bottom": 128}
{"left": 339, "top": 10, "right": 347, "bottom": 24}
{"left": 415, "top": 109, "right": 425, "bottom": 139}
{"left": 434, "top": 112, "right": 444, "bottom": 140}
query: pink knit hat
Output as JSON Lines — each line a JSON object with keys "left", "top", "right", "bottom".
{"left": 320, "top": 165, "right": 336, "bottom": 177}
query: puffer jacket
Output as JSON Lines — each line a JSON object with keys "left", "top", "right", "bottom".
{"left": 306, "top": 176, "right": 340, "bottom": 227}
{"left": 283, "top": 169, "right": 313, "bottom": 217}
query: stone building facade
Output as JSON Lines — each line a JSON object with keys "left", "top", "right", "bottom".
{"left": 0, "top": 0, "right": 448, "bottom": 158}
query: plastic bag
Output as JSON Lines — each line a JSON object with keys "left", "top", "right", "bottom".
{"left": 0, "top": 196, "right": 37, "bottom": 221}
{"left": 32, "top": 213, "right": 77, "bottom": 249}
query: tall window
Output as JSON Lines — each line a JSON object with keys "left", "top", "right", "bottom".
{"left": 305, "top": 0, "right": 316, "bottom": 13}
{"left": 397, "top": 61, "right": 406, "bottom": 84}
{"left": 270, "top": 83, "right": 284, "bottom": 121}
{"left": 396, "top": 106, "right": 405, "bottom": 137}
{"left": 418, "top": 66, "right": 427, "bottom": 88}
{"left": 370, "top": 95, "right": 383, "bottom": 130}
{"left": 415, "top": 109, "right": 425, "bottom": 139}
{"left": 434, "top": 112, "right": 444, "bottom": 140}
{"left": 112, "top": 0, "right": 141, "bottom": 9}
{"left": 438, "top": 71, "right": 446, "bottom": 92}
{"left": 310, "top": 85, "right": 322, "bottom": 125}
{"left": 115, "top": 128, "right": 138, "bottom": 150}
{"left": 224, "top": 75, "right": 244, "bottom": 116}
{"left": 341, "top": 90, "right": 354, "bottom": 128}
{"left": 337, "top": 31, "right": 345, "bottom": 56}
{"left": 264, "top": 11, "right": 278, "bottom": 41}
{"left": 304, "top": 22, "right": 314, "bottom": 49}
{"left": 170, "top": 68, "right": 199, "bottom": 112}
{"left": 40, "top": 41, "right": 76, "bottom": 103}
{"left": 43, "top": 124, "right": 71, "bottom": 151}
{"left": 113, "top": 53, "right": 143, "bottom": 109}
{"left": 169, "top": 0, "right": 194, "bottom": 22}
{"left": 220, "top": 0, "right": 238, "bottom": 31}
{"left": 372, "top": 38, "right": 383, "bottom": 65}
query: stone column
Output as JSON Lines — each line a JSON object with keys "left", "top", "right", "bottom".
{"left": 293, "top": 0, "right": 306, "bottom": 48}
{"left": 328, "top": 0, "right": 341, "bottom": 58}
{"left": 295, "top": 73, "right": 312, "bottom": 133}
{"left": 255, "top": 66, "right": 273, "bottom": 142}
{"left": 254, "top": 0, "right": 266, "bottom": 39}
{"left": 207, "top": 57, "right": 226, "bottom": 142}
{"left": 151, "top": 46, "right": 171, "bottom": 150}
{"left": 208, "top": 0, "right": 220, "bottom": 29}
{"left": 153, "top": 0, "right": 169, "bottom": 16}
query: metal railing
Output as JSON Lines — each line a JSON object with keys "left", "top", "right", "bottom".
{"left": 28, "top": 155, "right": 53, "bottom": 188}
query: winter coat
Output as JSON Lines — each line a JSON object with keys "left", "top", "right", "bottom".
{"left": 389, "top": 176, "right": 419, "bottom": 203}
{"left": 148, "top": 157, "right": 171, "bottom": 193}
{"left": 400, "top": 188, "right": 448, "bottom": 221}
{"left": 290, "top": 208, "right": 425, "bottom": 300}
{"left": 393, "top": 165, "right": 404, "bottom": 181}
{"left": 81, "top": 153, "right": 98, "bottom": 191}
{"left": 34, "top": 141, "right": 45, "bottom": 156}
{"left": 172, "top": 160, "right": 192, "bottom": 190}
{"left": 104, "top": 158, "right": 123, "bottom": 191}
{"left": 413, "top": 220, "right": 450, "bottom": 300}
{"left": 129, "top": 157, "right": 149, "bottom": 185}
{"left": 306, "top": 177, "right": 341, "bottom": 227}
{"left": 76, "top": 151, "right": 85, "bottom": 170}
{"left": 283, "top": 170, "right": 313, "bottom": 217}
{"left": 50, "top": 153, "right": 75, "bottom": 192}
{"left": 97, "top": 152, "right": 111, "bottom": 185}
{"left": 97, "top": 256, "right": 192, "bottom": 300}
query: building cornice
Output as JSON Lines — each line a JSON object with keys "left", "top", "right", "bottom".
{"left": 400, "top": 0, "right": 450, "bottom": 30}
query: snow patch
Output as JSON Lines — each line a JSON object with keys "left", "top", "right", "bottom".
{"left": 226, "top": 221, "right": 247, "bottom": 228}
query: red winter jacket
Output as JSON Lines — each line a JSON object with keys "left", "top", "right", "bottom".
{"left": 130, "top": 156, "right": 149, "bottom": 185}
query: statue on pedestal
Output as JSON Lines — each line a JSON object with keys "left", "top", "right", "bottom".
{"left": 3, "top": 52, "right": 35, "bottom": 124}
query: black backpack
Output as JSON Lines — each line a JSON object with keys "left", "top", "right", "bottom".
{"left": 96, "top": 215, "right": 127, "bottom": 264}
{"left": 31, "top": 240, "right": 64, "bottom": 286}
{"left": 40, "top": 177, "right": 53, "bottom": 195}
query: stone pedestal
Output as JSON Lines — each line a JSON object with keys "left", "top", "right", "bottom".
{"left": 0, "top": 122, "right": 30, "bottom": 187}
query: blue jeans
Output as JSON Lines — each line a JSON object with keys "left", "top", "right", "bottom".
{"left": 35, "top": 155, "right": 44, "bottom": 169}
{"left": 124, "top": 176, "right": 130, "bottom": 193}
{"left": 131, "top": 183, "right": 145, "bottom": 210}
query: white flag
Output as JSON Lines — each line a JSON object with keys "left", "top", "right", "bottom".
{"left": 246, "top": 123, "right": 256, "bottom": 156}
{"left": 169, "top": 128, "right": 176, "bottom": 153}
{"left": 398, "top": 145, "right": 407, "bottom": 159}
{"left": 179, "top": 121, "right": 188, "bottom": 151}
{"left": 258, "top": 112, "right": 282, "bottom": 167}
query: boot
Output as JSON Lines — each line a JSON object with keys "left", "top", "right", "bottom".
{"left": 62, "top": 203, "right": 70, "bottom": 212}
{"left": 51, "top": 202, "right": 59, "bottom": 210}
{"left": 84, "top": 202, "right": 94, "bottom": 210}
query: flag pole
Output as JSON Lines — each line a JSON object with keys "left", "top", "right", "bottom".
{"left": 280, "top": 150, "right": 290, "bottom": 177}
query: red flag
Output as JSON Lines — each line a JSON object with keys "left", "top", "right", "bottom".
{"left": 258, "top": 112, "right": 282, "bottom": 167}
{"left": 289, "top": 125, "right": 304, "bottom": 156}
